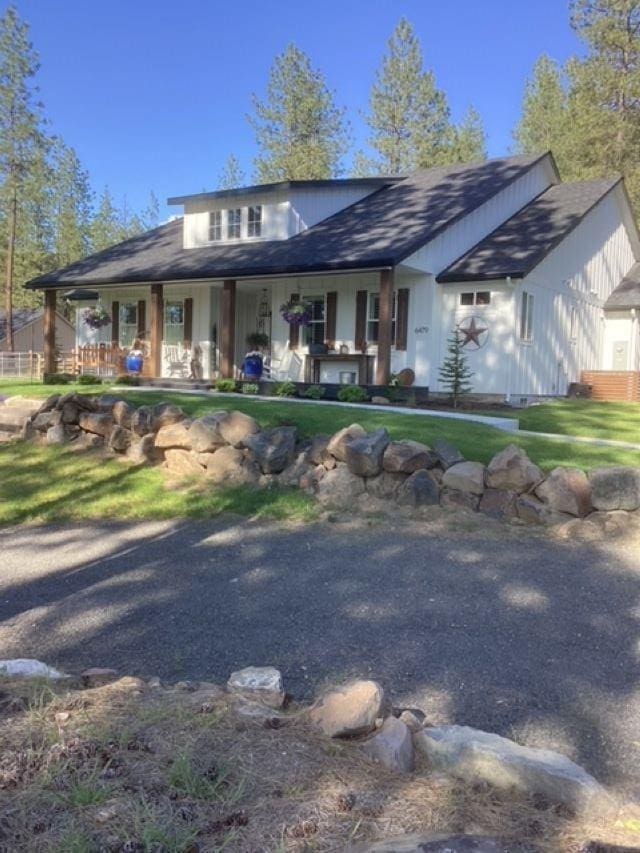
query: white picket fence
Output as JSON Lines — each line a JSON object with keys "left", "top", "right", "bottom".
{"left": 0, "top": 351, "right": 45, "bottom": 380}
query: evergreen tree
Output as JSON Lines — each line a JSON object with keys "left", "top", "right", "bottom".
{"left": 90, "top": 187, "right": 122, "bottom": 252}
{"left": 351, "top": 150, "right": 379, "bottom": 177}
{"left": 0, "top": 5, "right": 48, "bottom": 347}
{"left": 49, "top": 137, "right": 92, "bottom": 268}
{"left": 249, "top": 44, "right": 349, "bottom": 181}
{"left": 218, "top": 153, "right": 245, "bottom": 189}
{"left": 448, "top": 106, "right": 487, "bottom": 164}
{"left": 438, "top": 328, "right": 474, "bottom": 408}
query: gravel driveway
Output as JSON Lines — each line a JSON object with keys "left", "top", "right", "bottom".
{"left": 1, "top": 515, "right": 640, "bottom": 796}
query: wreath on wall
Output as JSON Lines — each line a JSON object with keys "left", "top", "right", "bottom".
{"left": 280, "top": 298, "right": 313, "bottom": 326}
{"left": 82, "top": 305, "right": 112, "bottom": 330}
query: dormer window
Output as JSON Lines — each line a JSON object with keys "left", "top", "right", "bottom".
{"left": 209, "top": 211, "right": 223, "bottom": 241}
{"left": 227, "top": 208, "right": 241, "bottom": 239}
{"left": 248, "top": 205, "right": 262, "bottom": 237}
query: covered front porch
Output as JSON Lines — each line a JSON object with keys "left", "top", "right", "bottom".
{"left": 46, "top": 267, "right": 421, "bottom": 388}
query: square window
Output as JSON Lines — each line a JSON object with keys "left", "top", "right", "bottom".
{"left": 460, "top": 292, "right": 474, "bottom": 306}
{"left": 476, "top": 291, "right": 491, "bottom": 305}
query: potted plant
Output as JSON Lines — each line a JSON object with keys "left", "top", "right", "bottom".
{"left": 280, "top": 298, "right": 313, "bottom": 326}
{"left": 125, "top": 338, "right": 145, "bottom": 375}
{"left": 243, "top": 331, "right": 270, "bottom": 379}
{"left": 82, "top": 304, "right": 111, "bottom": 330}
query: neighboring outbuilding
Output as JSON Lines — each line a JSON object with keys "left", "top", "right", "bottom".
{"left": 0, "top": 307, "right": 75, "bottom": 353}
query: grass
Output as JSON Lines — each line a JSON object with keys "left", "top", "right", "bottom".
{"left": 512, "top": 399, "right": 640, "bottom": 444}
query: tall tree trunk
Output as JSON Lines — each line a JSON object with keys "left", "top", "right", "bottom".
{"left": 4, "top": 189, "right": 17, "bottom": 352}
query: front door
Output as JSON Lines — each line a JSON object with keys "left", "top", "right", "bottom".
{"left": 612, "top": 340, "right": 629, "bottom": 371}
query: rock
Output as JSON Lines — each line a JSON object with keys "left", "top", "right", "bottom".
{"left": 95, "top": 394, "right": 123, "bottom": 413}
{"left": 46, "top": 424, "right": 68, "bottom": 445}
{"left": 309, "top": 679, "right": 386, "bottom": 737}
{"left": 432, "top": 439, "right": 464, "bottom": 470}
{"left": 0, "top": 404, "right": 40, "bottom": 433}
{"left": 366, "top": 470, "right": 408, "bottom": 499}
{"left": 81, "top": 667, "right": 118, "bottom": 688}
{"left": 397, "top": 469, "right": 440, "bottom": 508}
{"left": 479, "top": 489, "right": 518, "bottom": 521}
{"left": 326, "top": 423, "right": 367, "bottom": 462}
{"left": 590, "top": 466, "right": 640, "bottom": 512}
{"left": 535, "top": 467, "right": 592, "bottom": 517}
{"left": 554, "top": 518, "right": 601, "bottom": 542}
{"left": 130, "top": 406, "right": 153, "bottom": 436}
{"left": 34, "top": 394, "right": 60, "bottom": 415}
{"left": 279, "top": 450, "right": 313, "bottom": 486}
{"left": 244, "top": 426, "right": 297, "bottom": 474}
{"left": 79, "top": 432, "right": 104, "bottom": 450}
{"left": 413, "top": 725, "right": 614, "bottom": 816}
{"left": 0, "top": 659, "right": 66, "bottom": 679}
{"left": 60, "top": 400, "right": 80, "bottom": 425}
{"left": 371, "top": 395, "right": 391, "bottom": 405}
{"left": 32, "top": 410, "right": 62, "bottom": 431}
{"left": 154, "top": 421, "right": 193, "bottom": 450}
{"left": 396, "top": 709, "right": 425, "bottom": 733}
{"left": 383, "top": 440, "right": 437, "bottom": 474}
{"left": 316, "top": 463, "right": 366, "bottom": 507}
{"left": 205, "top": 445, "right": 260, "bottom": 485}
{"left": 485, "top": 444, "right": 543, "bottom": 493}
{"left": 362, "top": 836, "right": 511, "bottom": 852}
{"left": 189, "top": 415, "right": 226, "bottom": 452}
{"left": 112, "top": 400, "right": 136, "bottom": 429}
{"left": 441, "top": 461, "right": 485, "bottom": 495}
{"left": 586, "top": 509, "right": 631, "bottom": 536}
{"left": 299, "top": 464, "right": 326, "bottom": 493}
{"left": 78, "top": 411, "right": 114, "bottom": 437}
{"left": 345, "top": 429, "right": 390, "bottom": 477}
{"left": 227, "top": 666, "right": 285, "bottom": 709}
{"left": 440, "top": 488, "right": 479, "bottom": 512}
{"left": 126, "top": 434, "right": 156, "bottom": 464}
{"left": 362, "top": 715, "right": 414, "bottom": 773}
{"left": 151, "top": 402, "right": 186, "bottom": 431}
{"left": 108, "top": 425, "right": 132, "bottom": 453}
{"left": 216, "top": 410, "right": 260, "bottom": 447}
{"left": 306, "top": 434, "right": 330, "bottom": 465}
{"left": 516, "top": 494, "right": 570, "bottom": 526}
{"left": 164, "top": 448, "right": 205, "bottom": 476}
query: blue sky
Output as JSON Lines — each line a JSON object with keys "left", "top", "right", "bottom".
{"left": 11, "top": 0, "right": 582, "bottom": 219}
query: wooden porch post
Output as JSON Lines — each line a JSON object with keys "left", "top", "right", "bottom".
{"left": 221, "top": 280, "right": 236, "bottom": 378}
{"left": 44, "top": 289, "right": 57, "bottom": 375}
{"left": 150, "top": 283, "right": 164, "bottom": 378}
{"left": 376, "top": 268, "right": 393, "bottom": 385}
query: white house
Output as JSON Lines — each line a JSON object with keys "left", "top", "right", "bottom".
{"left": 27, "top": 151, "right": 640, "bottom": 401}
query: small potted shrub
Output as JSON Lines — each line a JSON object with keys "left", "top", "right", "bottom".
{"left": 243, "top": 331, "right": 270, "bottom": 380}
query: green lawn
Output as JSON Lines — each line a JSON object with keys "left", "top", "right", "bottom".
{"left": 511, "top": 400, "right": 640, "bottom": 444}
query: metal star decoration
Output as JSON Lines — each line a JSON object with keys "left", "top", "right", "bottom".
{"left": 457, "top": 316, "right": 488, "bottom": 349}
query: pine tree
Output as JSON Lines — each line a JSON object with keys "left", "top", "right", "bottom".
{"left": 438, "top": 328, "right": 474, "bottom": 408}
{"left": 49, "top": 137, "right": 92, "bottom": 268}
{"left": 448, "top": 106, "right": 487, "bottom": 164}
{"left": 218, "top": 154, "right": 245, "bottom": 189}
{"left": 249, "top": 44, "right": 349, "bottom": 181}
{"left": 0, "top": 5, "right": 49, "bottom": 347}
{"left": 513, "top": 55, "right": 571, "bottom": 170}
{"left": 90, "top": 187, "right": 122, "bottom": 252}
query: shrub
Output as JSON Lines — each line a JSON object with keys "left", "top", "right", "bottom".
{"left": 78, "top": 374, "right": 102, "bottom": 385}
{"left": 303, "top": 384, "right": 325, "bottom": 400}
{"left": 215, "top": 378, "right": 239, "bottom": 393}
{"left": 115, "top": 374, "right": 140, "bottom": 386}
{"left": 43, "top": 373, "right": 73, "bottom": 385}
{"left": 241, "top": 383, "right": 259, "bottom": 395}
{"left": 274, "top": 380, "right": 297, "bottom": 397}
{"left": 337, "top": 385, "right": 369, "bottom": 403}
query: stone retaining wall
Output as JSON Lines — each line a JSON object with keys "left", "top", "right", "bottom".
{"left": 16, "top": 392, "right": 640, "bottom": 531}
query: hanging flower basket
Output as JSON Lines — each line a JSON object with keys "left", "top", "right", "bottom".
{"left": 280, "top": 298, "right": 313, "bottom": 326}
{"left": 82, "top": 305, "right": 111, "bottom": 330}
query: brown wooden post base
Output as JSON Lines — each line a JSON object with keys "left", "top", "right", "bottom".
{"left": 221, "top": 280, "right": 236, "bottom": 378}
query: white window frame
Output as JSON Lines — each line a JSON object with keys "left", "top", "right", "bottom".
{"left": 227, "top": 208, "right": 241, "bottom": 240}
{"left": 164, "top": 300, "right": 185, "bottom": 345}
{"left": 248, "top": 205, "right": 262, "bottom": 238}
{"left": 460, "top": 290, "right": 491, "bottom": 307}
{"left": 519, "top": 292, "right": 534, "bottom": 343}
{"left": 119, "top": 302, "right": 138, "bottom": 348}
{"left": 209, "top": 210, "right": 223, "bottom": 242}
{"left": 367, "top": 291, "right": 397, "bottom": 346}
{"left": 303, "top": 295, "right": 326, "bottom": 348}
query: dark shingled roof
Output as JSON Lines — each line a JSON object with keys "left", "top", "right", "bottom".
{"left": 0, "top": 307, "right": 43, "bottom": 341}
{"left": 605, "top": 262, "right": 640, "bottom": 310}
{"left": 436, "top": 178, "right": 620, "bottom": 283}
{"left": 27, "top": 153, "right": 546, "bottom": 289}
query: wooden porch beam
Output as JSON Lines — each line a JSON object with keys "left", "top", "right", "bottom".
{"left": 376, "top": 268, "right": 393, "bottom": 385}
{"left": 221, "top": 279, "right": 236, "bottom": 378}
{"left": 44, "top": 289, "right": 56, "bottom": 375}
{"left": 150, "top": 283, "right": 164, "bottom": 378}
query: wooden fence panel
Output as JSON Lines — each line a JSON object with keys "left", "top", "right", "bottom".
{"left": 581, "top": 370, "right": 640, "bottom": 402}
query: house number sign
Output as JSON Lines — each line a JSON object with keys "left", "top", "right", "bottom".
{"left": 414, "top": 325, "right": 430, "bottom": 334}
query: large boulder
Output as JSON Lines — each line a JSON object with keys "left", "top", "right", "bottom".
{"left": 362, "top": 715, "right": 414, "bottom": 773}
{"left": 112, "top": 400, "right": 136, "bottom": 429}
{"left": 46, "top": 424, "right": 68, "bottom": 445}
{"left": 0, "top": 658, "right": 66, "bottom": 679}
{"left": 244, "top": 426, "right": 297, "bottom": 474}
{"left": 130, "top": 406, "right": 153, "bottom": 437}
{"left": 432, "top": 439, "right": 464, "bottom": 470}
{"left": 485, "top": 444, "right": 543, "bottom": 492}
{"left": 366, "top": 470, "right": 408, "bottom": 499}
{"left": 34, "top": 394, "right": 60, "bottom": 415}
{"left": 279, "top": 450, "right": 314, "bottom": 487}
{"left": 413, "top": 725, "right": 614, "bottom": 816}
{"left": 316, "top": 463, "right": 365, "bottom": 507}
{"left": 479, "top": 488, "right": 518, "bottom": 521}
{"left": 590, "top": 466, "right": 640, "bottom": 511}
{"left": 108, "top": 425, "right": 132, "bottom": 453}
{"left": 60, "top": 400, "right": 81, "bottom": 425}
{"left": 397, "top": 469, "right": 440, "bottom": 508}
{"left": 383, "top": 440, "right": 437, "bottom": 474}
{"left": 78, "top": 411, "right": 114, "bottom": 437}
{"left": 516, "top": 494, "right": 570, "bottom": 526}
{"left": 345, "top": 428, "right": 390, "bottom": 477}
{"left": 0, "top": 399, "right": 41, "bottom": 433}
{"left": 154, "top": 421, "right": 193, "bottom": 450}
{"left": 204, "top": 445, "right": 260, "bottom": 485}
{"left": 440, "top": 488, "right": 479, "bottom": 512}
{"left": 326, "top": 423, "right": 367, "bottom": 462}
{"left": 189, "top": 415, "right": 226, "bottom": 452}
{"left": 227, "top": 666, "right": 285, "bottom": 709}
{"left": 216, "top": 410, "right": 260, "bottom": 448}
{"left": 164, "top": 449, "right": 204, "bottom": 476}
{"left": 535, "top": 467, "right": 592, "bottom": 517}
{"left": 309, "top": 679, "right": 386, "bottom": 737}
{"left": 32, "top": 410, "right": 62, "bottom": 432}
{"left": 306, "top": 434, "right": 331, "bottom": 466}
{"left": 151, "top": 402, "right": 185, "bottom": 431}
{"left": 127, "top": 434, "right": 156, "bottom": 465}
{"left": 441, "top": 461, "right": 485, "bottom": 496}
